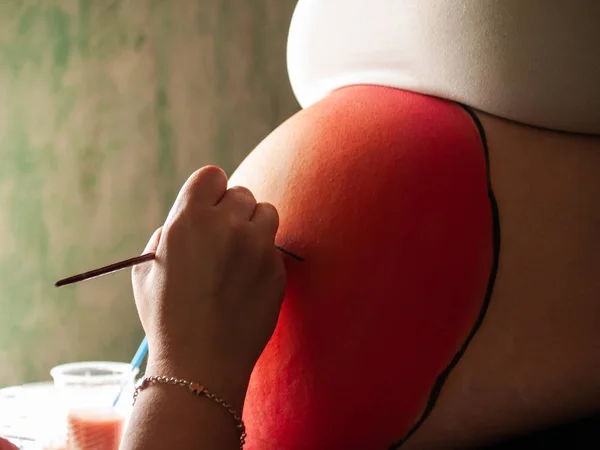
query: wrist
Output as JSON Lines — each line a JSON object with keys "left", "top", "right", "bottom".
{"left": 145, "top": 355, "right": 250, "bottom": 412}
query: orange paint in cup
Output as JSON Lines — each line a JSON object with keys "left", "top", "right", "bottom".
{"left": 66, "top": 409, "right": 124, "bottom": 450}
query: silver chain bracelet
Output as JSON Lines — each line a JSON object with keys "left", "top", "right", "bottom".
{"left": 132, "top": 375, "right": 247, "bottom": 448}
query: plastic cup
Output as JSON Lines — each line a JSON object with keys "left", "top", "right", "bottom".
{"left": 50, "top": 362, "right": 137, "bottom": 450}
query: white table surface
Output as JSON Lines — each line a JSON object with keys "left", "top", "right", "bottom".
{"left": 0, "top": 382, "right": 63, "bottom": 449}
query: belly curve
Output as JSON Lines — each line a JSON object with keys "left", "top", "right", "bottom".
{"left": 229, "top": 86, "right": 498, "bottom": 449}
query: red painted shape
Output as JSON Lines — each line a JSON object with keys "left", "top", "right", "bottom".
{"left": 229, "top": 86, "right": 494, "bottom": 449}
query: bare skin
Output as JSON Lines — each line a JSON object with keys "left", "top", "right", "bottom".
{"left": 406, "top": 111, "right": 600, "bottom": 449}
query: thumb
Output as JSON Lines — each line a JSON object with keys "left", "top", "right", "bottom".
{"left": 133, "top": 227, "right": 162, "bottom": 279}
{"left": 143, "top": 227, "right": 163, "bottom": 254}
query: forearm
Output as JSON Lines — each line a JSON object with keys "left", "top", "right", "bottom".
{"left": 120, "top": 360, "right": 248, "bottom": 450}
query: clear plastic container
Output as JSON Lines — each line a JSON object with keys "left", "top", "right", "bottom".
{"left": 49, "top": 361, "right": 138, "bottom": 450}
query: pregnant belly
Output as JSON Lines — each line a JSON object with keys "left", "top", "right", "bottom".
{"left": 228, "top": 86, "right": 498, "bottom": 449}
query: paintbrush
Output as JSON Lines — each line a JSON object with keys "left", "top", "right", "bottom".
{"left": 55, "top": 245, "right": 303, "bottom": 287}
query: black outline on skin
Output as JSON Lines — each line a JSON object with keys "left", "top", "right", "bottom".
{"left": 389, "top": 104, "right": 501, "bottom": 449}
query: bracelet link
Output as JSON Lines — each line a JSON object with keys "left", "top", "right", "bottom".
{"left": 188, "top": 382, "right": 205, "bottom": 395}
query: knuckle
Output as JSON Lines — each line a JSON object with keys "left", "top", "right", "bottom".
{"left": 229, "top": 185, "right": 253, "bottom": 197}
{"left": 261, "top": 201, "right": 278, "bottom": 216}
{"left": 193, "top": 165, "right": 227, "bottom": 185}
{"left": 227, "top": 185, "right": 257, "bottom": 206}
{"left": 258, "top": 202, "right": 279, "bottom": 226}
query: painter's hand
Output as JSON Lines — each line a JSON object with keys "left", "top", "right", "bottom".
{"left": 132, "top": 166, "right": 286, "bottom": 404}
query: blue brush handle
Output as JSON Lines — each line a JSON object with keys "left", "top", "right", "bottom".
{"left": 130, "top": 336, "right": 149, "bottom": 371}
{"left": 112, "top": 336, "right": 149, "bottom": 407}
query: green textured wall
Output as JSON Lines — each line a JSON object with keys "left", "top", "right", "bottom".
{"left": 0, "top": 0, "right": 299, "bottom": 387}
